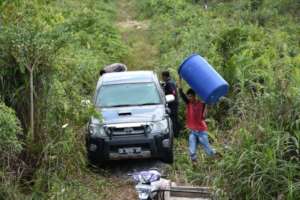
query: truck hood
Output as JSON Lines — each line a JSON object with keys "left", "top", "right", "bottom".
{"left": 99, "top": 105, "right": 166, "bottom": 124}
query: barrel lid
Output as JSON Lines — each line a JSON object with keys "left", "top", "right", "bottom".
{"left": 178, "top": 53, "right": 199, "bottom": 75}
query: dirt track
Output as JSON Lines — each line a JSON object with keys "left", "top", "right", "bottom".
{"left": 89, "top": 159, "right": 168, "bottom": 200}
{"left": 91, "top": 1, "right": 167, "bottom": 199}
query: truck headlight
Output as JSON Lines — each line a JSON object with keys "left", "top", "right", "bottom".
{"left": 151, "top": 119, "right": 169, "bottom": 134}
{"left": 144, "top": 125, "right": 152, "bottom": 134}
{"left": 89, "top": 124, "right": 106, "bottom": 137}
{"left": 104, "top": 126, "right": 113, "bottom": 136}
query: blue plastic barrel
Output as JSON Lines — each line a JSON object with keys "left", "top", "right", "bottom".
{"left": 178, "top": 54, "right": 229, "bottom": 104}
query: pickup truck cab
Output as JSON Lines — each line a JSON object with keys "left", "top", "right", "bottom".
{"left": 86, "top": 71, "right": 174, "bottom": 165}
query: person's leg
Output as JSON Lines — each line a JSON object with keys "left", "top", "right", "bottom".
{"left": 169, "top": 103, "right": 179, "bottom": 137}
{"left": 170, "top": 113, "right": 178, "bottom": 137}
{"left": 188, "top": 131, "right": 198, "bottom": 161}
{"left": 172, "top": 109, "right": 179, "bottom": 137}
{"left": 198, "top": 131, "right": 215, "bottom": 156}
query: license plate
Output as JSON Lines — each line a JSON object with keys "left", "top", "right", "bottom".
{"left": 118, "top": 147, "right": 141, "bottom": 154}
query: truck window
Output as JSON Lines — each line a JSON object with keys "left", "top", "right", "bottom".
{"left": 96, "top": 83, "right": 161, "bottom": 107}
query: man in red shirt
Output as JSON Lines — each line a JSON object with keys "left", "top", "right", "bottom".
{"left": 179, "top": 78, "right": 215, "bottom": 163}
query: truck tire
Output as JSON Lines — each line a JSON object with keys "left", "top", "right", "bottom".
{"left": 161, "top": 147, "right": 174, "bottom": 164}
{"left": 87, "top": 151, "right": 98, "bottom": 165}
{"left": 87, "top": 151, "right": 104, "bottom": 167}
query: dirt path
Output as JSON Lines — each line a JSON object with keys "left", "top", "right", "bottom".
{"left": 117, "top": 0, "right": 159, "bottom": 70}
{"left": 93, "top": 1, "right": 166, "bottom": 199}
{"left": 93, "top": 159, "right": 168, "bottom": 200}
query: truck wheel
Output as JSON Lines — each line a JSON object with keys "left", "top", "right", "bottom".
{"left": 87, "top": 151, "right": 98, "bottom": 165}
{"left": 87, "top": 151, "right": 104, "bottom": 167}
{"left": 161, "top": 147, "right": 174, "bottom": 164}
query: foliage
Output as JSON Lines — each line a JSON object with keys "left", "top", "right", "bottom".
{"left": 0, "top": 101, "right": 22, "bottom": 165}
{"left": 0, "top": 0, "right": 299, "bottom": 199}
{"left": 218, "top": 129, "right": 300, "bottom": 199}
{"left": 0, "top": 0, "right": 126, "bottom": 198}
{"left": 0, "top": 9, "right": 68, "bottom": 136}
{"left": 0, "top": 102, "right": 24, "bottom": 200}
{"left": 136, "top": 0, "right": 300, "bottom": 199}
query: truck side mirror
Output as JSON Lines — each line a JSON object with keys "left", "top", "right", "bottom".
{"left": 165, "top": 94, "right": 175, "bottom": 103}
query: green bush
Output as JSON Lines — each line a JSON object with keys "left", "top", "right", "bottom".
{"left": 0, "top": 102, "right": 22, "bottom": 163}
{"left": 218, "top": 129, "right": 300, "bottom": 199}
{"left": 136, "top": 0, "right": 300, "bottom": 199}
{"left": 0, "top": 102, "right": 24, "bottom": 200}
{"left": 0, "top": 0, "right": 127, "bottom": 198}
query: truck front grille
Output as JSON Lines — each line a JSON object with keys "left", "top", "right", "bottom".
{"left": 112, "top": 126, "right": 145, "bottom": 136}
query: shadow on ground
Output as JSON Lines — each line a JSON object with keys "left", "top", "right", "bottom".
{"left": 89, "top": 158, "right": 169, "bottom": 180}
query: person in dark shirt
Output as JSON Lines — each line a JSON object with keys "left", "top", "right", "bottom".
{"left": 178, "top": 78, "right": 215, "bottom": 164}
{"left": 162, "top": 71, "right": 179, "bottom": 137}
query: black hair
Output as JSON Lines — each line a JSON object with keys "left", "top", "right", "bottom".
{"left": 99, "top": 69, "right": 106, "bottom": 76}
{"left": 161, "top": 71, "right": 170, "bottom": 78}
{"left": 187, "top": 88, "right": 195, "bottom": 96}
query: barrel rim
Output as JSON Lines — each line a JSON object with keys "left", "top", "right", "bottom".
{"left": 178, "top": 53, "right": 199, "bottom": 75}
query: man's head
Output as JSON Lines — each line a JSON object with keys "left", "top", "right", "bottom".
{"left": 187, "top": 88, "right": 196, "bottom": 102}
{"left": 161, "top": 71, "right": 170, "bottom": 82}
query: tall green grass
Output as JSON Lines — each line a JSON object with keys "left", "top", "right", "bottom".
{"left": 136, "top": 0, "right": 300, "bottom": 199}
{"left": 0, "top": 0, "right": 128, "bottom": 198}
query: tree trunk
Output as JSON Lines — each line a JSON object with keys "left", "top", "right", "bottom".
{"left": 29, "top": 67, "right": 34, "bottom": 140}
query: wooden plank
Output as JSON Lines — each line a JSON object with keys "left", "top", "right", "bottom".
{"left": 163, "top": 182, "right": 213, "bottom": 200}
{"left": 169, "top": 198, "right": 210, "bottom": 200}
{"left": 170, "top": 186, "right": 212, "bottom": 198}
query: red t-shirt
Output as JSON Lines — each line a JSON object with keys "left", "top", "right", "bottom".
{"left": 185, "top": 100, "right": 208, "bottom": 131}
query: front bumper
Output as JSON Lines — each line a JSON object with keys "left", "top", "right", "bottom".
{"left": 86, "top": 134, "right": 170, "bottom": 161}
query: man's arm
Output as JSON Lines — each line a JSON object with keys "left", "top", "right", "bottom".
{"left": 178, "top": 78, "right": 189, "bottom": 104}
{"left": 202, "top": 103, "right": 207, "bottom": 118}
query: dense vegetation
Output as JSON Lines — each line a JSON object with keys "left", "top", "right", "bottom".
{"left": 136, "top": 0, "right": 300, "bottom": 199}
{"left": 0, "top": 0, "right": 126, "bottom": 199}
{"left": 0, "top": 0, "right": 299, "bottom": 199}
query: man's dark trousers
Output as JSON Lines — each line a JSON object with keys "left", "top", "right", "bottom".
{"left": 169, "top": 103, "right": 179, "bottom": 137}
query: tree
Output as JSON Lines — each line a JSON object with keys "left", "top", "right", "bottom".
{"left": 0, "top": 22, "right": 66, "bottom": 141}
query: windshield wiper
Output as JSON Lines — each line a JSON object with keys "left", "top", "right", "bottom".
{"left": 109, "top": 104, "right": 134, "bottom": 107}
{"left": 139, "top": 103, "right": 160, "bottom": 106}
{"left": 106, "top": 103, "right": 160, "bottom": 107}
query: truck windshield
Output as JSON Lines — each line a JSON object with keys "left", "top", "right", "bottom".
{"left": 96, "top": 83, "right": 161, "bottom": 107}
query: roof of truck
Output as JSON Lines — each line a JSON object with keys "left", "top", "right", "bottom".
{"left": 100, "top": 71, "right": 156, "bottom": 85}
